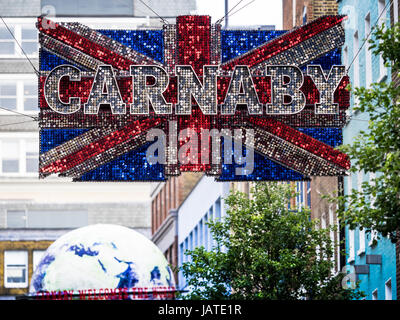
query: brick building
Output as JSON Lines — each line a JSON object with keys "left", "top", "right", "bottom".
{"left": 151, "top": 173, "right": 202, "bottom": 285}
{"left": 282, "top": 0, "right": 342, "bottom": 272}
{"left": 283, "top": 0, "right": 338, "bottom": 29}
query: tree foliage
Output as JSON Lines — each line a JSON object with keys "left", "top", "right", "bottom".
{"left": 179, "top": 182, "right": 363, "bottom": 300}
{"left": 333, "top": 23, "right": 400, "bottom": 242}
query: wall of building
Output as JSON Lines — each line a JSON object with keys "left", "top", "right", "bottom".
{"left": 339, "top": 0, "right": 397, "bottom": 300}
{"left": 0, "top": 240, "right": 53, "bottom": 297}
{"left": 282, "top": 0, "right": 342, "bottom": 272}
{"left": 177, "top": 175, "right": 230, "bottom": 289}
{"left": 150, "top": 172, "right": 203, "bottom": 285}
{"left": 283, "top": 0, "right": 338, "bottom": 29}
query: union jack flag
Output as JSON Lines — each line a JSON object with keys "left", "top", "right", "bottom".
{"left": 37, "top": 15, "right": 350, "bottom": 181}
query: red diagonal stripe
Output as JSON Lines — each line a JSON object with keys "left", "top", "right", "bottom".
{"left": 221, "top": 15, "right": 345, "bottom": 71}
{"left": 40, "top": 117, "right": 167, "bottom": 174}
{"left": 37, "top": 17, "right": 135, "bottom": 70}
{"left": 246, "top": 117, "right": 350, "bottom": 169}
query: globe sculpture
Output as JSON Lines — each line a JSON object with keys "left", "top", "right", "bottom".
{"left": 29, "top": 224, "right": 175, "bottom": 299}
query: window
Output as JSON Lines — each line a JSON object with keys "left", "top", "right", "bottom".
{"left": 343, "top": 46, "right": 349, "bottom": 68}
{"left": 394, "top": 0, "right": 399, "bottom": 24}
{"left": 204, "top": 215, "right": 209, "bottom": 251}
{"left": 0, "top": 137, "right": 39, "bottom": 176}
{"left": 385, "top": 279, "right": 392, "bottom": 300}
{"left": 0, "top": 26, "right": 15, "bottom": 55}
{"left": 358, "top": 227, "right": 366, "bottom": 255}
{"left": 365, "top": 13, "right": 372, "bottom": 88}
{"left": 378, "top": 0, "right": 388, "bottom": 80}
{"left": 302, "top": 6, "right": 307, "bottom": 25}
{"left": 4, "top": 251, "right": 28, "bottom": 288}
{"left": 6, "top": 209, "right": 88, "bottom": 228}
{"left": 0, "top": 77, "right": 37, "bottom": 114}
{"left": 0, "top": 24, "right": 37, "bottom": 57}
{"left": 353, "top": 31, "right": 360, "bottom": 89}
{"left": 33, "top": 250, "right": 46, "bottom": 273}
{"left": 25, "top": 140, "right": 38, "bottom": 173}
{"left": 199, "top": 220, "right": 203, "bottom": 246}
{"left": 321, "top": 214, "right": 326, "bottom": 229}
{"left": 1, "top": 140, "right": 19, "bottom": 173}
{"left": 306, "top": 181, "right": 311, "bottom": 208}
{"left": 194, "top": 226, "right": 198, "bottom": 248}
{"left": 0, "top": 81, "right": 17, "bottom": 111}
{"left": 23, "top": 80, "right": 37, "bottom": 112}
{"left": 215, "top": 198, "right": 221, "bottom": 220}
{"left": 21, "top": 28, "right": 37, "bottom": 56}
{"left": 348, "top": 229, "right": 355, "bottom": 262}
{"left": 292, "top": 0, "right": 297, "bottom": 27}
{"left": 6, "top": 210, "right": 26, "bottom": 228}
{"left": 372, "top": 289, "right": 378, "bottom": 300}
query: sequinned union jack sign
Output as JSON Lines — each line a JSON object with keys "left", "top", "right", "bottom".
{"left": 37, "top": 15, "right": 350, "bottom": 182}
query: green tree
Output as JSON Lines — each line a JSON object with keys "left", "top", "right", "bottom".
{"left": 333, "top": 23, "right": 400, "bottom": 242}
{"left": 179, "top": 182, "right": 363, "bottom": 300}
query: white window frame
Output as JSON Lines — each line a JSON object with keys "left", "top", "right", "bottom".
{"left": 0, "top": 19, "right": 38, "bottom": 59}
{"left": 378, "top": 0, "right": 388, "bottom": 82}
{"left": 372, "top": 288, "right": 378, "bottom": 300}
{"left": 0, "top": 132, "right": 39, "bottom": 177}
{"left": 357, "top": 227, "right": 366, "bottom": 255}
{"left": 365, "top": 12, "right": 373, "bottom": 88}
{"left": 4, "top": 250, "right": 28, "bottom": 288}
{"left": 0, "top": 74, "right": 38, "bottom": 116}
{"left": 394, "top": 0, "right": 399, "bottom": 24}
{"left": 385, "top": 279, "right": 392, "bottom": 300}
{"left": 368, "top": 172, "right": 378, "bottom": 247}
{"left": 353, "top": 31, "right": 360, "bottom": 109}
{"left": 348, "top": 228, "right": 355, "bottom": 263}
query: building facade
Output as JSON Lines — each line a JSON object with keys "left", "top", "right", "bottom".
{"left": 177, "top": 176, "right": 230, "bottom": 290}
{"left": 283, "top": 0, "right": 338, "bottom": 29}
{"left": 150, "top": 172, "right": 202, "bottom": 285}
{"left": 282, "top": 0, "right": 343, "bottom": 272}
{"left": 338, "top": 0, "right": 397, "bottom": 300}
{"left": 0, "top": 0, "right": 195, "bottom": 299}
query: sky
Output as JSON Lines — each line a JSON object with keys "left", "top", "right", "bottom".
{"left": 195, "top": 0, "right": 283, "bottom": 29}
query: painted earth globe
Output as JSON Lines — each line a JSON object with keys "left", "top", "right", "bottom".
{"left": 29, "top": 224, "right": 175, "bottom": 299}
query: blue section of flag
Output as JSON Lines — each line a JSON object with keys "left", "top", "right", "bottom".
{"left": 221, "top": 30, "right": 341, "bottom": 69}
{"left": 77, "top": 142, "right": 165, "bottom": 181}
{"left": 221, "top": 30, "right": 287, "bottom": 63}
{"left": 218, "top": 127, "right": 342, "bottom": 181}
{"left": 97, "top": 29, "right": 164, "bottom": 64}
{"left": 40, "top": 129, "right": 89, "bottom": 153}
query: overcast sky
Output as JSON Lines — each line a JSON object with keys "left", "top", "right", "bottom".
{"left": 195, "top": 0, "right": 283, "bottom": 29}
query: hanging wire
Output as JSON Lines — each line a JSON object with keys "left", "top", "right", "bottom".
{"left": 216, "top": 0, "right": 247, "bottom": 25}
{"left": 222, "top": 0, "right": 256, "bottom": 23}
{"left": 136, "top": 0, "right": 169, "bottom": 25}
{"left": 0, "top": 16, "right": 40, "bottom": 76}
{"left": 0, "top": 119, "right": 37, "bottom": 128}
{"left": 346, "top": 0, "right": 394, "bottom": 74}
{"left": 0, "top": 106, "right": 38, "bottom": 120}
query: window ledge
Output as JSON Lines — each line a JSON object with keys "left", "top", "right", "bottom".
{"left": 347, "top": 256, "right": 355, "bottom": 264}
{"left": 357, "top": 248, "right": 366, "bottom": 256}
